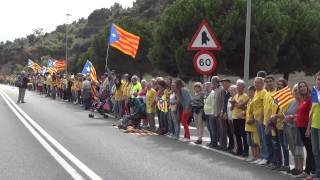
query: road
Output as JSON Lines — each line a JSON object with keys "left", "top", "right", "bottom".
{"left": 0, "top": 84, "right": 295, "bottom": 180}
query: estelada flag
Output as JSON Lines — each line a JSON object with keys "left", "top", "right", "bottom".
{"left": 27, "top": 59, "right": 41, "bottom": 73}
{"left": 53, "top": 60, "right": 66, "bottom": 69}
{"left": 81, "top": 60, "right": 97, "bottom": 83}
{"left": 47, "top": 59, "right": 58, "bottom": 74}
{"left": 81, "top": 60, "right": 98, "bottom": 98}
{"left": 108, "top": 24, "right": 140, "bottom": 58}
{"left": 272, "top": 86, "right": 294, "bottom": 108}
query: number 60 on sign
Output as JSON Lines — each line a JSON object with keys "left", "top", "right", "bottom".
{"left": 192, "top": 51, "right": 217, "bottom": 75}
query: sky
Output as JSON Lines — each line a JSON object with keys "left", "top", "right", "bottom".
{"left": 0, "top": 0, "right": 135, "bottom": 42}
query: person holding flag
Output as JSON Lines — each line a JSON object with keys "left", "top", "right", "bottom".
{"left": 81, "top": 60, "right": 98, "bottom": 110}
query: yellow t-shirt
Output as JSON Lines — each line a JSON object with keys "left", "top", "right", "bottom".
{"left": 245, "top": 99, "right": 256, "bottom": 132}
{"left": 114, "top": 85, "right": 124, "bottom": 101}
{"left": 146, "top": 88, "right": 156, "bottom": 113}
{"left": 263, "top": 90, "right": 277, "bottom": 125}
{"left": 251, "top": 89, "right": 267, "bottom": 122}
{"left": 232, "top": 93, "right": 249, "bottom": 120}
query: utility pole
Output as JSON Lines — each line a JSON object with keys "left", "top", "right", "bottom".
{"left": 244, "top": 0, "right": 251, "bottom": 82}
{"left": 65, "top": 14, "right": 71, "bottom": 74}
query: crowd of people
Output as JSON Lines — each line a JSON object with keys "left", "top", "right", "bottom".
{"left": 1, "top": 70, "right": 320, "bottom": 179}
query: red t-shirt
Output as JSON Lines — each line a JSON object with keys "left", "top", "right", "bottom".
{"left": 296, "top": 97, "right": 312, "bottom": 128}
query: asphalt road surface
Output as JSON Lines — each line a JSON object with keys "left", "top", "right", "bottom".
{"left": 0, "top": 84, "right": 296, "bottom": 180}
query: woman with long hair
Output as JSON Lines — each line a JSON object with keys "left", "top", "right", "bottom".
{"left": 295, "top": 81, "right": 315, "bottom": 178}
{"left": 175, "top": 79, "right": 192, "bottom": 141}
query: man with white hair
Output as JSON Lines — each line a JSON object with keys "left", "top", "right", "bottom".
{"left": 232, "top": 79, "right": 249, "bottom": 156}
{"left": 208, "top": 76, "right": 225, "bottom": 148}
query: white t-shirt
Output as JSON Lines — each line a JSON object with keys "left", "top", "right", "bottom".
{"left": 170, "top": 93, "right": 177, "bottom": 112}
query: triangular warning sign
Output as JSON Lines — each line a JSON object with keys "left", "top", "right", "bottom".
{"left": 188, "top": 19, "right": 221, "bottom": 51}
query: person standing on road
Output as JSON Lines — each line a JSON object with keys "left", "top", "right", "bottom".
{"left": 203, "top": 82, "right": 214, "bottom": 147}
{"left": 295, "top": 81, "right": 315, "bottom": 178}
{"left": 220, "top": 78, "right": 233, "bottom": 151}
{"left": 175, "top": 79, "right": 192, "bottom": 141}
{"left": 251, "top": 77, "right": 267, "bottom": 165}
{"left": 245, "top": 86, "right": 260, "bottom": 161}
{"left": 276, "top": 84, "right": 305, "bottom": 175}
{"left": 307, "top": 71, "right": 320, "bottom": 179}
{"left": 191, "top": 82, "right": 204, "bottom": 144}
{"left": 82, "top": 77, "right": 92, "bottom": 110}
{"left": 232, "top": 80, "right": 249, "bottom": 157}
{"left": 146, "top": 81, "right": 157, "bottom": 132}
{"left": 209, "top": 76, "right": 224, "bottom": 148}
{"left": 17, "top": 71, "right": 29, "bottom": 103}
{"left": 170, "top": 81, "right": 180, "bottom": 139}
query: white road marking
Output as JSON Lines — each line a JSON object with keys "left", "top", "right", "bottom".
{"left": 0, "top": 89, "right": 103, "bottom": 180}
{"left": 0, "top": 91, "right": 84, "bottom": 180}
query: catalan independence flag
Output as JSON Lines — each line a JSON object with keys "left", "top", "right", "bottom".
{"left": 81, "top": 60, "right": 97, "bottom": 83}
{"left": 27, "top": 59, "right": 42, "bottom": 73}
{"left": 81, "top": 60, "right": 98, "bottom": 98}
{"left": 47, "top": 59, "right": 58, "bottom": 74}
{"left": 109, "top": 24, "right": 140, "bottom": 58}
{"left": 272, "top": 86, "right": 294, "bottom": 108}
{"left": 53, "top": 60, "right": 66, "bottom": 70}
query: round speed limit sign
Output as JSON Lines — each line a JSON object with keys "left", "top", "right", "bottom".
{"left": 193, "top": 51, "right": 217, "bottom": 75}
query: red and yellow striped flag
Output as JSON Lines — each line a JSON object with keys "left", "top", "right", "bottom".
{"left": 109, "top": 24, "right": 140, "bottom": 58}
{"left": 272, "top": 86, "right": 294, "bottom": 108}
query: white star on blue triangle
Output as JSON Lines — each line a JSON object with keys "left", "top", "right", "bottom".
{"left": 108, "top": 24, "right": 119, "bottom": 45}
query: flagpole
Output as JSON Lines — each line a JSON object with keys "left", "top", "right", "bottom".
{"left": 105, "top": 43, "right": 110, "bottom": 73}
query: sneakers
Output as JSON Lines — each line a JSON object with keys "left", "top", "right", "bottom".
{"left": 194, "top": 140, "right": 202, "bottom": 144}
{"left": 245, "top": 157, "right": 256, "bottom": 162}
{"left": 257, "top": 159, "right": 269, "bottom": 166}
{"left": 277, "top": 166, "right": 290, "bottom": 172}
{"left": 295, "top": 172, "right": 309, "bottom": 178}
{"left": 251, "top": 158, "right": 262, "bottom": 164}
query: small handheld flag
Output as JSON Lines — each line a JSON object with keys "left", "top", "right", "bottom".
{"left": 108, "top": 24, "right": 140, "bottom": 58}
{"left": 272, "top": 86, "right": 294, "bottom": 108}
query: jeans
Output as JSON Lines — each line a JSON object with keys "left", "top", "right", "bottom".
{"left": 167, "top": 112, "right": 174, "bottom": 135}
{"left": 278, "top": 129, "right": 289, "bottom": 166}
{"left": 311, "top": 128, "right": 320, "bottom": 176}
{"left": 159, "top": 112, "right": 168, "bottom": 132}
{"left": 114, "top": 100, "right": 123, "bottom": 119}
{"left": 18, "top": 88, "right": 26, "bottom": 103}
{"left": 271, "top": 133, "right": 282, "bottom": 166}
{"left": 171, "top": 111, "right": 180, "bottom": 139}
{"left": 256, "top": 121, "right": 269, "bottom": 160}
{"left": 205, "top": 115, "right": 213, "bottom": 144}
{"left": 299, "top": 127, "right": 315, "bottom": 174}
{"left": 209, "top": 116, "right": 219, "bottom": 145}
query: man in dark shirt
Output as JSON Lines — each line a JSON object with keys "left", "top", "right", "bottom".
{"left": 219, "top": 79, "right": 233, "bottom": 151}
{"left": 17, "top": 71, "right": 30, "bottom": 103}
